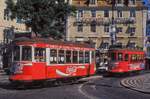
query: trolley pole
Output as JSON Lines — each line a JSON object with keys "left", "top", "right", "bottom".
{"left": 110, "top": 0, "right": 116, "bottom": 46}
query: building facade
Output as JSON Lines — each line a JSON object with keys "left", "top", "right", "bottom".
{"left": 66, "top": 0, "right": 147, "bottom": 50}
{"left": 0, "top": 0, "right": 29, "bottom": 69}
{"left": 145, "top": 0, "right": 150, "bottom": 58}
{"left": 0, "top": 0, "right": 29, "bottom": 43}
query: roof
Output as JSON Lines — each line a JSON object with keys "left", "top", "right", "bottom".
{"left": 109, "top": 48, "right": 144, "bottom": 52}
{"left": 13, "top": 37, "right": 94, "bottom": 48}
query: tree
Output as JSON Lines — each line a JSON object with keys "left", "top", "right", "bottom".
{"left": 6, "top": 0, "right": 76, "bottom": 39}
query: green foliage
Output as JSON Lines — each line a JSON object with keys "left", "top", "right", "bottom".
{"left": 6, "top": 0, "right": 76, "bottom": 39}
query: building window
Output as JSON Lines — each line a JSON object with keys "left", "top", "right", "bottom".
{"left": 117, "top": 27, "right": 123, "bottom": 33}
{"left": 77, "top": 23, "right": 83, "bottom": 32}
{"left": 4, "top": 9, "right": 11, "bottom": 21}
{"left": 128, "top": 27, "right": 136, "bottom": 35}
{"left": 130, "top": 10, "right": 136, "bottom": 17}
{"left": 130, "top": 27, "right": 136, "bottom": 33}
{"left": 16, "top": 18, "right": 24, "bottom": 23}
{"left": 104, "top": 10, "right": 109, "bottom": 17}
{"left": 104, "top": 25, "right": 109, "bottom": 32}
{"left": 90, "top": 0, "right": 96, "bottom": 5}
{"left": 78, "top": 9, "right": 83, "bottom": 17}
{"left": 117, "top": 0, "right": 122, "bottom": 4}
{"left": 91, "top": 10, "right": 96, "bottom": 17}
{"left": 117, "top": 10, "right": 122, "bottom": 17}
{"left": 130, "top": 0, "right": 135, "bottom": 5}
{"left": 100, "top": 42, "right": 109, "bottom": 49}
{"left": 77, "top": 9, "right": 83, "bottom": 20}
{"left": 91, "top": 21, "right": 96, "bottom": 32}
{"left": 127, "top": 42, "right": 136, "bottom": 48}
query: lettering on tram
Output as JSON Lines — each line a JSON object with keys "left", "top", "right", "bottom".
{"left": 9, "top": 38, "right": 96, "bottom": 84}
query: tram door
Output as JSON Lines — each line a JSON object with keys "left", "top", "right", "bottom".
{"left": 33, "top": 47, "right": 47, "bottom": 80}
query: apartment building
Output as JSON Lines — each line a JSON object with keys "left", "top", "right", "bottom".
{"left": 0, "top": 0, "right": 29, "bottom": 43}
{"left": 66, "top": 0, "right": 147, "bottom": 50}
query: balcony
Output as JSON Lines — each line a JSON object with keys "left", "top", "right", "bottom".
{"left": 74, "top": 17, "right": 136, "bottom": 26}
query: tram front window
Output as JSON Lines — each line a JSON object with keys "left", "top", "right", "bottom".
{"left": 14, "top": 46, "right": 20, "bottom": 61}
{"left": 22, "top": 46, "right": 32, "bottom": 61}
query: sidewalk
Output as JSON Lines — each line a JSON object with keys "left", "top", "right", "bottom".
{"left": 121, "top": 73, "right": 150, "bottom": 93}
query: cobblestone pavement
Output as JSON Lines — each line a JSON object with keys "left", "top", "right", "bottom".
{"left": 121, "top": 73, "right": 150, "bottom": 93}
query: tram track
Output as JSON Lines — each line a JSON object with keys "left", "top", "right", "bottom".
{"left": 78, "top": 75, "right": 103, "bottom": 99}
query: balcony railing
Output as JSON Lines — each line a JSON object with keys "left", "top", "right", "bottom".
{"left": 74, "top": 17, "right": 136, "bottom": 26}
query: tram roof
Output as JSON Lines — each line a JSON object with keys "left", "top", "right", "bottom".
{"left": 108, "top": 48, "right": 144, "bottom": 52}
{"left": 13, "top": 37, "right": 94, "bottom": 48}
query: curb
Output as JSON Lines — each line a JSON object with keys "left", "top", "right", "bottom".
{"left": 120, "top": 75, "right": 150, "bottom": 94}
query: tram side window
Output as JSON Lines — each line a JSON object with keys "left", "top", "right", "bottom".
{"left": 85, "top": 51, "right": 90, "bottom": 63}
{"left": 79, "top": 51, "right": 84, "bottom": 63}
{"left": 66, "top": 50, "right": 72, "bottom": 63}
{"left": 50, "top": 49, "right": 57, "bottom": 64}
{"left": 58, "top": 50, "right": 65, "bottom": 64}
{"left": 141, "top": 54, "right": 144, "bottom": 61}
{"left": 118, "top": 53, "right": 123, "bottom": 61}
{"left": 22, "top": 46, "right": 32, "bottom": 61}
{"left": 110, "top": 53, "right": 116, "bottom": 61}
{"left": 125, "top": 54, "right": 129, "bottom": 61}
{"left": 92, "top": 51, "right": 95, "bottom": 62}
{"left": 73, "top": 51, "right": 78, "bottom": 63}
{"left": 131, "top": 54, "right": 136, "bottom": 62}
{"left": 35, "top": 48, "right": 46, "bottom": 62}
{"left": 14, "top": 46, "right": 20, "bottom": 61}
{"left": 137, "top": 54, "right": 142, "bottom": 61}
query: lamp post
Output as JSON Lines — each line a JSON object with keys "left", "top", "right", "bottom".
{"left": 110, "top": 0, "right": 117, "bottom": 46}
{"left": 109, "top": 0, "right": 129, "bottom": 46}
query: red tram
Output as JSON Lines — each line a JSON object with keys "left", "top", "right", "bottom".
{"left": 108, "top": 48, "right": 145, "bottom": 73}
{"left": 9, "top": 38, "right": 96, "bottom": 83}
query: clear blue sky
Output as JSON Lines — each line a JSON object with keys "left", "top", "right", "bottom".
{"left": 144, "top": 0, "right": 149, "bottom": 5}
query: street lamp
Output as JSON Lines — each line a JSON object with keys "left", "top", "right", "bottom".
{"left": 110, "top": 0, "right": 116, "bottom": 46}
{"left": 109, "top": 0, "right": 129, "bottom": 46}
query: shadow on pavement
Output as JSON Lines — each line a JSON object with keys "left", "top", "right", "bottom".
{"left": 0, "top": 79, "right": 87, "bottom": 90}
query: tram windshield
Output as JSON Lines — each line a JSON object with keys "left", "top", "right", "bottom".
{"left": 22, "top": 46, "right": 32, "bottom": 61}
{"left": 14, "top": 46, "right": 20, "bottom": 61}
{"left": 13, "top": 46, "right": 32, "bottom": 61}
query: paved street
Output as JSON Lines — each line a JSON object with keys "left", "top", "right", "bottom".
{"left": 0, "top": 73, "right": 150, "bottom": 99}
